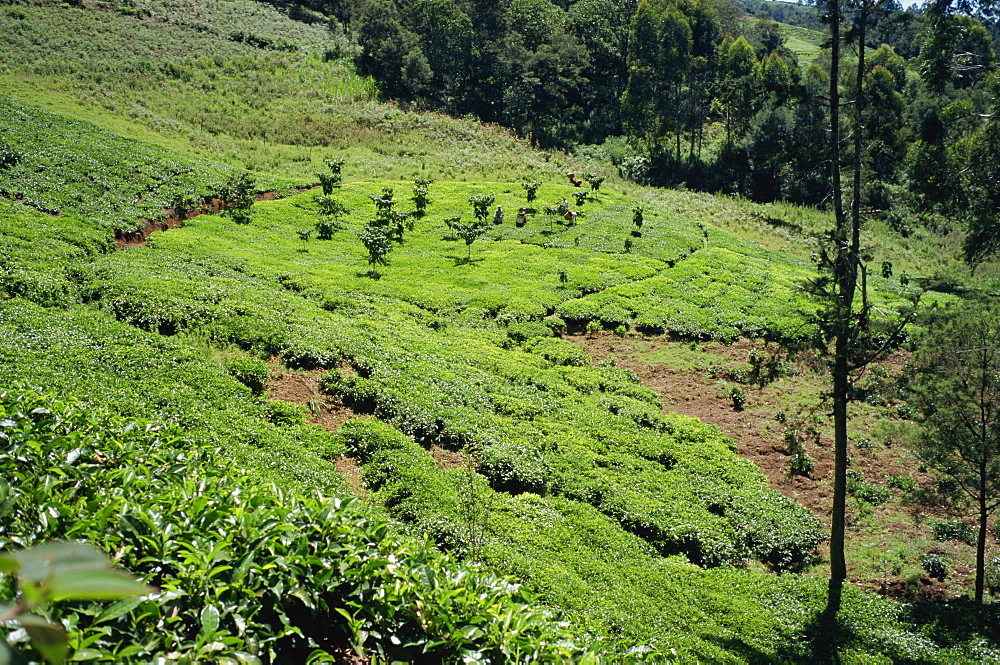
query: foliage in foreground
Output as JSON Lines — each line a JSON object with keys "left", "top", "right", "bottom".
{"left": 0, "top": 388, "right": 600, "bottom": 663}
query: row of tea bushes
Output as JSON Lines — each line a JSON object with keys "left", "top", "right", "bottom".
{"left": 334, "top": 418, "right": 998, "bottom": 662}
{"left": 0, "top": 97, "right": 295, "bottom": 233}
{"left": 0, "top": 387, "right": 601, "bottom": 662}
{"left": 0, "top": 202, "right": 114, "bottom": 306}
{"left": 315, "top": 318, "right": 826, "bottom": 570}
{"left": 0, "top": 298, "right": 347, "bottom": 494}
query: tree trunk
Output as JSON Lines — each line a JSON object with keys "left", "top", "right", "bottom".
{"left": 977, "top": 462, "right": 988, "bottom": 604}
{"left": 827, "top": 0, "right": 849, "bottom": 596}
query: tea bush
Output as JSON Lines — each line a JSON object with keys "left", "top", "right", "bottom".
{"left": 847, "top": 475, "right": 893, "bottom": 506}
{"left": 0, "top": 97, "right": 290, "bottom": 233}
{"left": 223, "top": 355, "right": 270, "bottom": 394}
{"left": 0, "top": 388, "right": 601, "bottom": 662}
{"left": 932, "top": 519, "right": 977, "bottom": 545}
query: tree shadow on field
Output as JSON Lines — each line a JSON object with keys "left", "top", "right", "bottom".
{"left": 898, "top": 598, "right": 1000, "bottom": 649}
{"left": 704, "top": 611, "right": 856, "bottom": 664}
{"left": 704, "top": 582, "right": 861, "bottom": 664}
{"left": 446, "top": 255, "right": 484, "bottom": 266}
{"left": 708, "top": 582, "right": 1000, "bottom": 664}
{"left": 355, "top": 269, "right": 382, "bottom": 280}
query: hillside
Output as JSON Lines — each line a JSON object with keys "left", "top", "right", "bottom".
{"left": 2, "top": 0, "right": 1000, "bottom": 663}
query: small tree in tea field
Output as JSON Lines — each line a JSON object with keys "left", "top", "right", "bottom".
{"left": 522, "top": 181, "right": 541, "bottom": 205}
{"left": 370, "top": 187, "right": 410, "bottom": 241}
{"left": 585, "top": 173, "right": 605, "bottom": 191}
{"left": 221, "top": 171, "right": 255, "bottom": 224}
{"left": 296, "top": 228, "right": 313, "bottom": 249}
{"left": 370, "top": 186, "right": 397, "bottom": 217}
{"left": 317, "top": 158, "right": 344, "bottom": 194}
{"left": 412, "top": 180, "right": 432, "bottom": 216}
{"left": 315, "top": 195, "right": 348, "bottom": 239}
{"left": 443, "top": 214, "right": 461, "bottom": 240}
{"left": 453, "top": 221, "right": 486, "bottom": 262}
{"left": 359, "top": 224, "right": 393, "bottom": 268}
{"left": 468, "top": 194, "right": 495, "bottom": 223}
{"left": 572, "top": 190, "right": 588, "bottom": 207}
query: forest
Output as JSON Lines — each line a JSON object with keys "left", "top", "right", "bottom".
{"left": 0, "top": 0, "right": 999, "bottom": 662}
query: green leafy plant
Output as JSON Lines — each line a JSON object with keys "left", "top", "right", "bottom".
{"left": 468, "top": 194, "right": 495, "bottom": 223}
{"left": 412, "top": 181, "right": 431, "bottom": 216}
{"left": 521, "top": 181, "right": 540, "bottom": 204}
{"left": 921, "top": 552, "right": 948, "bottom": 580}
{"left": 729, "top": 386, "right": 747, "bottom": 411}
{"left": 885, "top": 475, "right": 917, "bottom": 493}
{"left": 223, "top": 355, "right": 271, "bottom": 394}
{"left": 359, "top": 224, "right": 394, "bottom": 267}
{"left": 846, "top": 474, "right": 893, "bottom": 505}
{"left": 317, "top": 158, "right": 344, "bottom": 194}
{"left": 1, "top": 541, "right": 151, "bottom": 664}
{"left": 453, "top": 222, "right": 486, "bottom": 261}
{"left": 221, "top": 171, "right": 256, "bottom": 224}
{"left": 584, "top": 173, "right": 605, "bottom": 192}
{"left": 931, "top": 519, "right": 976, "bottom": 545}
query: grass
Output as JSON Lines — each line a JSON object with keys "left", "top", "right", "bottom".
{"left": 779, "top": 23, "right": 825, "bottom": 65}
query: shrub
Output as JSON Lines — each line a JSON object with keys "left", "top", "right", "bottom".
{"left": 507, "top": 321, "right": 553, "bottom": 343}
{"left": 885, "top": 475, "right": 917, "bottom": 493}
{"left": 789, "top": 453, "right": 815, "bottom": 477}
{"left": 266, "top": 399, "right": 306, "bottom": 426}
{"left": 729, "top": 386, "right": 747, "bottom": 411}
{"left": 937, "top": 476, "right": 960, "bottom": 497}
{"left": 584, "top": 173, "right": 605, "bottom": 191}
{"left": 921, "top": 552, "right": 948, "bottom": 580}
{"left": 223, "top": 355, "right": 270, "bottom": 394}
{"left": 523, "top": 337, "right": 590, "bottom": 367}
{"left": 931, "top": 519, "right": 976, "bottom": 545}
{"left": 221, "top": 171, "right": 255, "bottom": 223}
{"left": 411, "top": 182, "right": 431, "bottom": 215}
{"left": 359, "top": 224, "right": 393, "bottom": 266}
{"left": 847, "top": 475, "right": 893, "bottom": 505}
{"left": 468, "top": 194, "right": 495, "bottom": 223}
{"left": 521, "top": 181, "right": 540, "bottom": 204}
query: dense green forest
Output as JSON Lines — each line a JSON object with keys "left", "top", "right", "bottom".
{"left": 1, "top": 0, "right": 1000, "bottom": 662}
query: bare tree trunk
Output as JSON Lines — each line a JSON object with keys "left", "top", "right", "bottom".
{"left": 828, "top": 0, "right": 849, "bottom": 597}
{"left": 977, "top": 482, "right": 987, "bottom": 604}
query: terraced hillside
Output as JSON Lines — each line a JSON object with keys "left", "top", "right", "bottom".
{"left": 2, "top": 0, "right": 999, "bottom": 662}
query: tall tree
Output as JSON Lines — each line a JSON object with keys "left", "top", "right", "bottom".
{"left": 961, "top": 73, "right": 1000, "bottom": 264}
{"left": 909, "top": 301, "right": 1000, "bottom": 605}
{"left": 810, "top": 0, "right": 911, "bottom": 621}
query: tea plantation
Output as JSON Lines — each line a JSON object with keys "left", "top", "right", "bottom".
{"left": 0, "top": 0, "right": 996, "bottom": 662}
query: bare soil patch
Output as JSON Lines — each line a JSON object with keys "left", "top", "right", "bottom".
{"left": 266, "top": 361, "right": 370, "bottom": 499}
{"left": 266, "top": 363, "right": 361, "bottom": 433}
{"left": 567, "top": 331, "right": 998, "bottom": 601}
{"left": 430, "top": 445, "right": 468, "bottom": 469}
